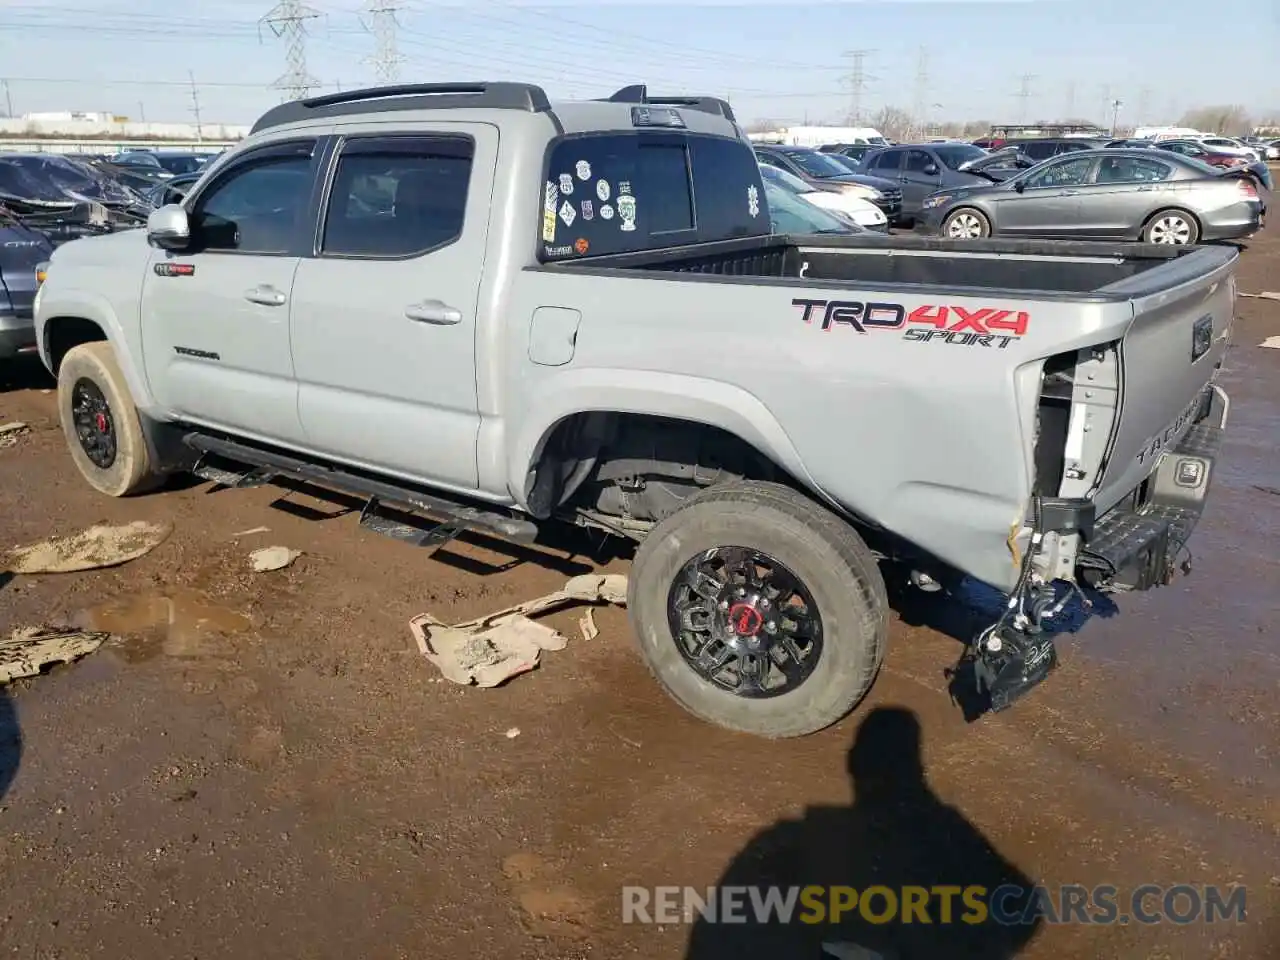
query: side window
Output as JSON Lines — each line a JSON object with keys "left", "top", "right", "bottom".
{"left": 1023, "top": 156, "right": 1095, "bottom": 189}
{"left": 756, "top": 153, "right": 785, "bottom": 170}
{"left": 904, "top": 150, "right": 934, "bottom": 173}
{"left": 1020, "top": 141, "right": 1056, "bottom": 162}
{"left": 1095, "top": 156, "right": 1172, "bottom": 184}
{"left": 1059, "top": 141, "right": 1090, "bottom": 153}
{"left": 192, "top": 142, "right": 315, "bottom": 254}
{"left": 320, "top": 135, "right": 474, "bottom": 258}
{"left": 870, "top": 150, "right": 901, "bottom": 172}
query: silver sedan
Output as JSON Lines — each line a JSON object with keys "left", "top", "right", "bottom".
{"left": 917, "top": 149, "right": 1263, "bottom": 244}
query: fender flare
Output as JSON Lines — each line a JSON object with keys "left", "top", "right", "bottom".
{"left": 39, "top": 289, "right": 157, "bottom": 414}
{"left": 507, "top": 368, "right": 824, "bottom": 509}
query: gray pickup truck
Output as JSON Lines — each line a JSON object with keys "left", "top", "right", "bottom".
{"left": 33, "top": 82, "right": 1235, "bottom": 737}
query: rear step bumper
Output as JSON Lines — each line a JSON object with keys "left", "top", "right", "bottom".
{"left": 1077, "top": 384, "right": 1229, "bottom": 591}
{"left": 183, "top": 431, "right": 539, "bottom": 545}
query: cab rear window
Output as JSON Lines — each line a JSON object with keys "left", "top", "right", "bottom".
{"left": 539, "top": 132, "right": 768, "bottom": 260}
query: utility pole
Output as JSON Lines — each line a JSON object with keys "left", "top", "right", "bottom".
{"left": 1109, "top": 98, "right": 1123, "bottom": 136}
{"left": 188, "top": 71, "right": 203, "bottom": 142}
{"left": 842, "top": 49, "right": 875, "bottom": 125}
{"left": 1014, "top": 73, "right": 1035, "bottom": 123}
{"left": 138, "top": 101, "right": 146, "bottom": 123}
{"left": 2, "top": 80, "right": 12, "bottom": 119}
{"left": 1063, "top": 81, "right": 1075, "bottom": 120}
{"left": 261, "top": 0, "right": 321, "bottom": 101}
{"left": 911, "top": 46, "right": 929, "bottom": 138}
{"left": 361, "top": 0, "right": 405, "bottom": 84}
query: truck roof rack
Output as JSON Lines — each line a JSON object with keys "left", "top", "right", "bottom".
{"left": 602, "top": 85, "right": 737, "bottom": 123}
{"left": 251, "top": 82, "right": 552, "bottom": 134}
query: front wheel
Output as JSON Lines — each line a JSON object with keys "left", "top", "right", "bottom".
{"left": 627, "top": 480, "right": 889, "bottom": 739}
{"left": 1142, "top": 209, "right": 1200, "bottom": 245}
{"left": 942, "top": 207, "right": 991, "bottom": 240}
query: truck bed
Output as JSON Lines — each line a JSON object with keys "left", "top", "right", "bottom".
{"left": 551, "top": 232, "right": 1208, "bottom": 297}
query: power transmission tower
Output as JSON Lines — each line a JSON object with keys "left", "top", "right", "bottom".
{"left": 1014, "top": 73, "right": 1035, "bottom": 123}
{"left": 188, "top": 71, "right": 203, "bottom": 142}
{"left": 361, "top": 0, "right": 405, "bottom": 84}
{"left": 842, "top": 49, "right": 875, "bottom": 125}
{"left": 911, "top": 46, "right": 929, "bottom": 138}
{"left": 261, "top": 0, "right": 321, "bottom": 101}
{"left": 1063, "top": 81, "right": 1075, "bottom": 120}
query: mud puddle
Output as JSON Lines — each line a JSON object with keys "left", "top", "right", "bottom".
{"left": 73, "top": 589, "right": 252, "bottom": 661}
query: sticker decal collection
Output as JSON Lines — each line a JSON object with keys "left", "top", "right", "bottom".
{"left": 544, "top": 162, "right": 638, "bottom": 253}
{"left": 793, "top": 298, "right": 1031, "bottom": 348}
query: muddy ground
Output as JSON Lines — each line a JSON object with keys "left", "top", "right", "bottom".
{"left": 1, "top": 229, "right": 1278, "bottom": 960}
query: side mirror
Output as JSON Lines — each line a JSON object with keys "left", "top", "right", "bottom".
{"left": 1013, "top": 180, "right": 1027, "bottom": 193}
{"left": 147, "top": 204, "right": 190, "bottom": 251}
{"left": 924, "top": 163, "right": 940, "bottom": 176}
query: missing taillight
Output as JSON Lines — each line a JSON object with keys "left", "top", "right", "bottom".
{"left": 1032, "top": 352, "right": 1075, "bottom": 496}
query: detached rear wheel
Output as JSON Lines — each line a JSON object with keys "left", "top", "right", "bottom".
{"left": 1142, "top": 209, "right": 1200, "bottom": 244}
{"left": 57, "top": 341, "right": 161, "bottom": 497}
{"left": 628, "top": 481, "right": 888, "bottom": 738}
{"left": 943, "top": 207, "right": 991, "bottom": 239}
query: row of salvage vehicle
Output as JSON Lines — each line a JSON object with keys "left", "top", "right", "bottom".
{"left": 753, "top": 136, "right": 1269, "bottom": 244}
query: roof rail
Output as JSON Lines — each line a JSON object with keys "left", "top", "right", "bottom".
{"left": 602, "top": 84, "right": 737, "bottom": 123}
{"left": 250, "top": 82, "right": 552, "bottom": 134}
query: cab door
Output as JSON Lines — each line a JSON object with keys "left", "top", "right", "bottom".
{"left": 140, "top": 138, "right": 324, "bottom": 445}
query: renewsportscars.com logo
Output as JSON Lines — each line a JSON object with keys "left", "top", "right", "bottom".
{"left": 621, "top": 883, "right": 1247, "bottom": 927}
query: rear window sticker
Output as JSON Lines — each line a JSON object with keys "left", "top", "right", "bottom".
{"left": 544, "top": 181, "right": 558, "bottom": 211}
{"left": 600, "top": 204, "right": 615, "bottom": 220}
{"left": 618, "top": 180, "right": 632, "bottom": 196}
{"left": 617, "top": 194, "right": 636, "bottom": 231}
{"left": 558, "top": 173, "right": 574, "bottom": 195}
{"left": 559, "top": 199, "right": 576, "bottom": 227}
{"left": 581, "top": 199, "right": 594, "bottom": 220}
{"left": 596, "top": 179, "right": 611, "bottom": 202}
{"left": 576, "top": 160, "right": 592, "bottom": 181}
{"left": 542, "top": 208, "right": 557, "bottom": 241}
{"left": 748, "top": 184, "right": 760, "bottom": 217}
{"left": 574, "top": 237, "right": 590, "bottom": 254}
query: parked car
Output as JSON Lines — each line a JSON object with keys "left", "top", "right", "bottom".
{"left": 145, "top": 171, "right": 204, "bottom": 208}
{"left": 1189, "top": 136, "right": 1260, "bottom": 162}
{"left": 111, "top": 151, "right": 174, "bottom": 179}
{"left": 1000, "top": 137, "right": 1112, "bottom": 163}
{"left": 753, "top": 144, "right": 903, "bottom": 223}
{"left": 1104, "top": 138, "right": 1154, "bottom": 148}
{"left": 149, "top": 152, "right": 211, "bottom": 176}
{"left": 1152, "top": 140, "right": 1273, "bottom": 196}
{"left": 759, "top": 177, "right": 865, "bottom": 235}
{"left": 759, "top": 164, "right": 888, "bottom": 231}
{"left": 0, "top": 214, "right": 54, "bottom": 361}
{"left": 917, "top": 149, "right": 1262, "bottom": 243}
{"left": 35, "top": 81, "right": 1238, "bottom": 733}
{"left": 856, "top": 142, "right": 995, "bottom": 220}
{"left": 818, "top": 143, "right": 874, "bottom": 164}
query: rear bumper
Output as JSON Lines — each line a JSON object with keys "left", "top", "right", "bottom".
{"left": 1075, "top": 384, "right": 1229, "bottom": 591}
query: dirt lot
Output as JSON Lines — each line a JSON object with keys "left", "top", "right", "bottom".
{"left": 1, "top": 230, "right": 1278, "bottom": 960}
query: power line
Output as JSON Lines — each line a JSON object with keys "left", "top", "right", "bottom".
{"left": 1014, "top": 73, "right": 1035, "bottom": 122}
{"left": 842, "top": 49, "right": 875, "bottom": 125}
{"left": 361, "top": 0, "right": 405, "bottom": 84}
{"left": 260, "top": 0, "right": 321, "bottom": 101}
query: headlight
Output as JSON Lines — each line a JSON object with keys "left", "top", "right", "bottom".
{"left": 921, "top": 194, "right": 952, "bottom": 210}
{"left": 839, "top": 184, "right": 882, "bottom": 201}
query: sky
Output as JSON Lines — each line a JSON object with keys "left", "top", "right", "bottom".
{"left": 0, "top": 0, "right": 1276, "bottom": 128}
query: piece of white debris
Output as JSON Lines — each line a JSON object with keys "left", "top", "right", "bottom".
{"left": 0, "top": 627, "right": 111, "bottom": 683}
{"left": 249, "top": 546, "right": 300, "bottom": 572}
{"left": 578, "top": 607, "right": 599, "bottom": 642}
{"left": 409, "top": 573, "right": 628, "bottom": 687}
{"left": 232, "top": 526, "right": 271, "bottom": 538}
{"left": 1239, "top": 291, "right": 1280, "bottom": 300}
{"left": 1260, "top": 335, "right": 1280, "bottom": 349}
{"left": 504, "top": 727, "right": 521, "bottom": 739}
{"left": 5, "top": 520, "right": 172, "bottom": 574}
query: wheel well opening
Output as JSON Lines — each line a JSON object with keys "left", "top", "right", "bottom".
{"left": 45, "top": 317, "right": 107, "bottom": 373}
{"left": 526, "top": 411, "right": 803, "bottom": 524}
{"left": 1142, "top": 207, "right": 1201, "bottom": 235}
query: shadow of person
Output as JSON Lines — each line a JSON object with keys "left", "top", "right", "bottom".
{"left": 0, "top": 688, "right": 19, "bottom": 802}
{"left": 684, "top": 707, "right": 1041, "bottom": 960}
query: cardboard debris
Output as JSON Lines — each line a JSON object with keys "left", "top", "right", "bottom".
{"left": 249, "top": 546, "right": 300, "bottom": 572}
{"left": 0, "top": 422, "right": 28, "bottom": 448}
{"left": 1, "top": 627, "right": 111, "bottom": 683}
{"left": 5, "top": 520, "right": 171, "bottom": 574}
{"left": 409, "top": 573, "right": 627, "bottom": 687}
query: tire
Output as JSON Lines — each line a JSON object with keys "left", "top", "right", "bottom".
{"left": 627, "top": 480, "right": 889, "bottom": 739}
{"left": 1142, "top": 208, "right": 1200, "bottom": 245}
{"left": 57, "top": 341, "right": 162, "bottom": 497}
{"left": 942, "top": 207, "right": 991, "bottom": 240}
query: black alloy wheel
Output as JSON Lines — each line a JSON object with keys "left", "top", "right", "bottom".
{"left": 666, "top": 545, "right": 824, "bottom": 698}
{"left": 70, "top": 377, "right": 117, "bottom": 469}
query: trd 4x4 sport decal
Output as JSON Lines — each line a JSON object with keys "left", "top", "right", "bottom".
{"left": 793, "top": 298, "right": 1030, "bottom": 349}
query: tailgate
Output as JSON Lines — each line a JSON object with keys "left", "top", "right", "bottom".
{"left": 1090, "top": 246, "right": 1236, "bottom": 514}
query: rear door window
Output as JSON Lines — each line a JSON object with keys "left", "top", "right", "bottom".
{"left": 868, "top": 150, "right": 902, "bottom": 173}
{"left": 540, "top": 132, "right": 767, "bottom": 260}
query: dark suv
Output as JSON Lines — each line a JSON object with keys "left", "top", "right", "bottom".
{"left": 1000, "top": 137, "right": 1111, "bottom": 163}
{"left": 753, "top": 144, "right": 903, "bottom": 223}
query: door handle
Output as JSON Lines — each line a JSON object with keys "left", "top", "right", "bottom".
{"left": 244, "top": 285, "right": 286, "bottom": 306}
{"left": 405, "top": 300, "right": 462, "bottom": 325}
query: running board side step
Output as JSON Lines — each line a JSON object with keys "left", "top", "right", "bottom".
{"left": 183, "top": 432, "right": 539, "bottom": 546}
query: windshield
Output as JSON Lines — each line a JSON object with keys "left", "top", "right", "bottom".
{"left": 821, "top": 153, "right": 861, "bottom": 173}
{"left": 156, "top": 155, "right": 204, "bottom": 175}
{"left": 762, "top": 179, "right": 854, "bottom": 234}
{"left": 759, "top": 164, "right": 815, "bottom": 195}
{"left": 782, "top": 150, "right": 852, "bottom": 179}
{"left": 933, "top": 144, "right": 988, "bottom": 170}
